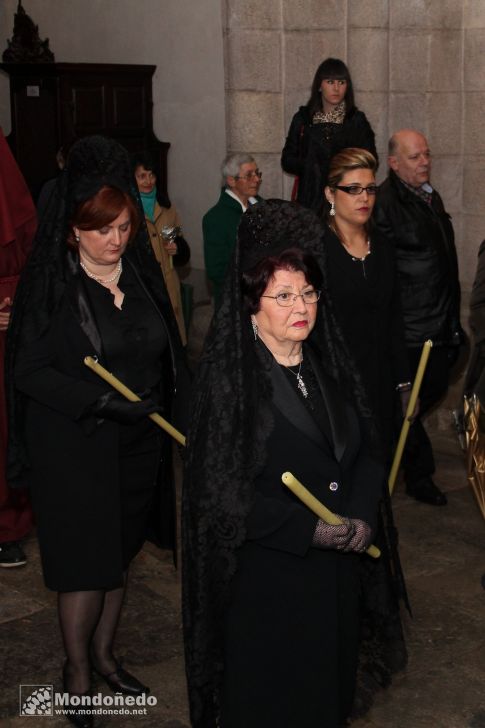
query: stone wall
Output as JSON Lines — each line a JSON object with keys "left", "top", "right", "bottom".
{"left": 224, "top": 0, "right": 485, "bottom": 298}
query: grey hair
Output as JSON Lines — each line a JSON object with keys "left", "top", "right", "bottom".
{"left": 221, "top": 153, "right": 256, "bottom": 183}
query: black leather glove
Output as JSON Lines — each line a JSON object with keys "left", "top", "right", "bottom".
{"left": 91, "top": 391, "right": 160, "bottom": 425}
{"left": 312, "top": 517, "right": 355, "bottom": 551}
{"left": 342, "top": 519, "right": 372, "bottom": 553}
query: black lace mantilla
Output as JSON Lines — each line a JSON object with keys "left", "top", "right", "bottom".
{"left": 6, "top": 135, "right": 181, "bottom": 485}
{"left": 182, "top": 199, "right": 378, "bottom": 727}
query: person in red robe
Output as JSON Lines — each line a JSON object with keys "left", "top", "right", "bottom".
{"left": 0, "top": 126, "right": 36, "bottom": 567}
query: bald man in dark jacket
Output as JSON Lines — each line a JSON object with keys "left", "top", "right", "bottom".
{"left": 374, "top": 129, "right": 463, "bottom": 506}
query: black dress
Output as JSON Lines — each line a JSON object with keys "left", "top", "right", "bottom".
{"left": 324, "top": 226, "right": 410, "bottom": 711}
{"left": 324, "top": 226, "right": 409, "bottom": 454}
{"left": 16, "top": 260, "right": 170, "bottom": 591}
{"left": 220, "top": 346, "right": 383, "bottom": 728}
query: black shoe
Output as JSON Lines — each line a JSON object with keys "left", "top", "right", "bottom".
{"left": 0, "top": 540, "right": 27, "bottom": 567}
{"left": 406, "top": 477, "right": 447, "bottom": 506}
{"left": 94, "top": 661, "right": 149, "bottom": 696}
{"left": 62, "top": 666, "right": 93, "bottom": 728}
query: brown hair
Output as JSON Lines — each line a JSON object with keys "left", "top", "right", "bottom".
{"left": 68, "top": 185, "right": 140, "bottom": 248}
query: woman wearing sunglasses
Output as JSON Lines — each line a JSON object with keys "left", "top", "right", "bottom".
{"left": 324, "top": 147, "right": 411, "bottom": 711}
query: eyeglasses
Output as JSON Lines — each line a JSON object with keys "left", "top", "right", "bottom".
{"left": 261, "top": 290, "right": 321, "bottom": 307}
{"left": 335, "top": 184, "right": 377, "bottom": 196}
{"left": 235, "top": 170, "right": 263, "bottom": 181}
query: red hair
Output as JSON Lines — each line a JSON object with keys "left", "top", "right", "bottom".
{"left": 68, "top": 185, "right": 140, "bottom": 247}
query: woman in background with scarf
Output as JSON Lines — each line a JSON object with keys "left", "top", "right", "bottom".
{"left": 281, "top": 57, "right": 377, "bottom": 213}
{"left": 133, "top": 151, "right": 190, "bottom": 345}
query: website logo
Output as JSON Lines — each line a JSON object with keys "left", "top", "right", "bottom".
{"left": 20, "top": 685, "right": 53, "bottom": 716}
{"left": 19, "top": 685, "right": 157, "bottom": 719}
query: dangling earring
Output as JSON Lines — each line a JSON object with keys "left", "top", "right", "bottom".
{"left": 330, "top": 201, "right": 336, "bottom": 217}
{"left": 74, "top": 230, "right": 80, "bottom": 243}
{"left": 251, "top": 316, "right": 258, "bottom": 341}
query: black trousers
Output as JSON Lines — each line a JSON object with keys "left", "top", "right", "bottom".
{"left": 401, "top": 345, "right": 450, "bottom": 486}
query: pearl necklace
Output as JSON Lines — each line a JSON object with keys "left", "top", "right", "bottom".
{"left": 80, "top": 258, "right": 122, "bottom": 284}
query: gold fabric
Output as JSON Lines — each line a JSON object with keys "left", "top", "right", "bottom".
{"left": 144, "top": 202, "right": 187, "bottom": 345}
{"left": 464, "top": 394, "right": 485, "bottom": 520}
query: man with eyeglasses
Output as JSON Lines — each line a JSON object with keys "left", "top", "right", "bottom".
{"left": 203, "top": 153, "right": 263, "bottom": 307}
{"left": 374, "top": 129, "right": 464, "bottom": 507}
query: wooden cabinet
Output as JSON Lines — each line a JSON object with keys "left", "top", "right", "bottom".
{"left": 0, "top": 62, "right": 169, "bottom": 200}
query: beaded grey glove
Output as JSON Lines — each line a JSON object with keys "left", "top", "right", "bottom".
{"left": 312, "top": 517, "right": 355, "bottom": 551}
{"left": 342, "top": 519, "right": 372, "bottom": 553}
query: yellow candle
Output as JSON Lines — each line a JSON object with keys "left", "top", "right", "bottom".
{"left": 388, "top": 340, "right": 433, "bottom": 495}
{"left": 84, "top": 356, "right": 186, "bottom": 446}
{"left": 281, "top": 471, "right": 380, "bottom": 559}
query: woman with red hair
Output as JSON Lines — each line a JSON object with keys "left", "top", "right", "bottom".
{"left": 7, "top": 136, "right": 188, "bottom": 728}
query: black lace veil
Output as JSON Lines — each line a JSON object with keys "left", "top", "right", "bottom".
{"left": 182, "top": 199, "right": 375, "bottom": 727}
{"left": 6, "top": 135, "right": 179, "bottom": 484}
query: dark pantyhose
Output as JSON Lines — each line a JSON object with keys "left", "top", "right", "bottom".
{"left": 58, "top": 574, "right": 127, "bottom": 694}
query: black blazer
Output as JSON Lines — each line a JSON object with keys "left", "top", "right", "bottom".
{"left": 245, "top": 345, "right": 384, "bottom": 554}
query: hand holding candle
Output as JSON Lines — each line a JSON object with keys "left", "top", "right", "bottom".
{"left": 84, "top": 356, "right": 186, "bottom": 446}
{"left": 281, "top": 471, "right": 380, "bottom": 559}
{"left": 388, "top": 340, "right": 433, "bottom": 495}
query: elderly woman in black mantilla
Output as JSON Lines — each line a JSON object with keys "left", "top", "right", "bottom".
{"left": 182, "top": 199, "right": 384, "bottom": 728}
{"left": 6, "top": 136, "right": 188, "bottom": 728}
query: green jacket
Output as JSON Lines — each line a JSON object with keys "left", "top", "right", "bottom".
{"left": 203, "top": 189, "right": 262, "bottom": 306}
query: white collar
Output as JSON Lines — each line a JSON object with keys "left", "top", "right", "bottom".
{"left": 225, "top": 188, "right": 257, "bottom": 211}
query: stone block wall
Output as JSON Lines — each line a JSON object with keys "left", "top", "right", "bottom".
{"left": 223, "top": 0, "right": 485, "bottom": 429}
{"left": 224, "top": 0, "right": 485, "bottom": 297}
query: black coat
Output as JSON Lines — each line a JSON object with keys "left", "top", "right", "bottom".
{"left": 373, "top": 170, "right": 462, "bottom": 346}
{"left": 13, "top": 251, "right": 188, "bottom": 591}
{"left": 281, "top": 105, "right": 377, "bottom": 212}
{"left": 220, "top": 347, "right": 383, "bottom": 728}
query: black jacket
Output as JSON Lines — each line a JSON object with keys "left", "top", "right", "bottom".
{"left": 373, "top": 170, "right": 461, "bottom": 346}
{"left": 281, "top": 105, "right": 377, "bottom": 212}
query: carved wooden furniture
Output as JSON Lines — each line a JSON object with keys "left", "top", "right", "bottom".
{"left": 0, "top": 62, "right": 169, "bottom": 200}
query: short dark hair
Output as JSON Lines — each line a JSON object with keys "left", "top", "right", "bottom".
{"left": 242, "top": 247, "right": 323, "bottom": 315}
{"left": 131, "top": 150, "right": 171, "bottom": 208}
{"left": 132, "top": 150, "right": 157, "bottom": 175}
{"left": 307, "top": 57, "right": 355, "bottom": 117}
{"left": 68, "top": 185, "right": 140, "bottom": 248}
